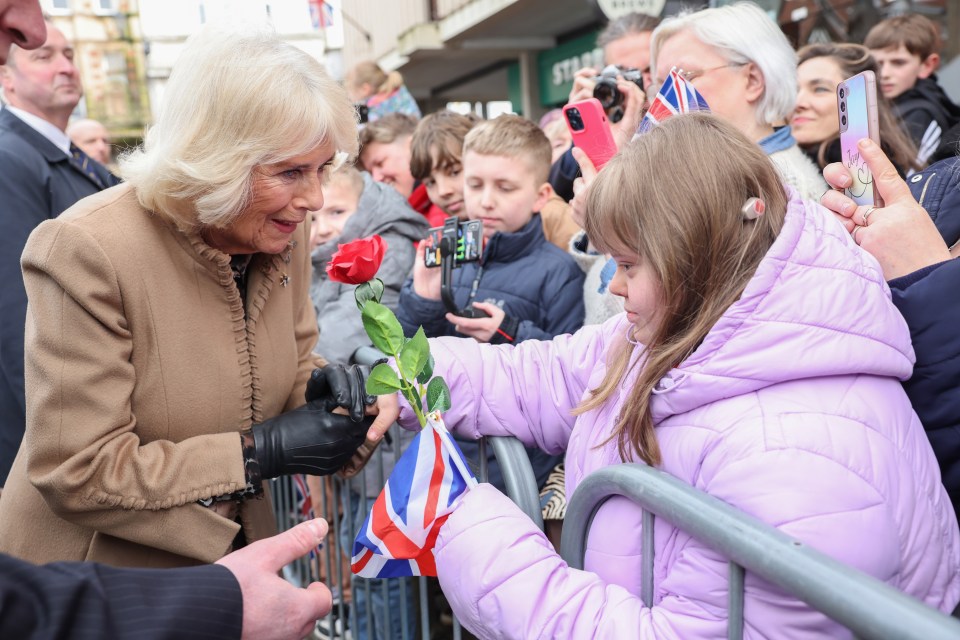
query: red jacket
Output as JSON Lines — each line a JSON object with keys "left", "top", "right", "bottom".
{"left": 408, "top": 184, "right": 448, "bottom": 229}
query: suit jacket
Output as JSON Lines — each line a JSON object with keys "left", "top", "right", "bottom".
{"left": 0, "top": 551, "right": 243, "bottom": 640}
{"left": 0, "top": 183, "right": 320, "bottom": 568}
{"left": 0, "top": 107, "right": 118, "bottom": 485}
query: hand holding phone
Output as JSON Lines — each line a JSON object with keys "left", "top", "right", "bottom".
{"left": 423, "top": 219, "right": 483, "bottom": 268}
{"left": 563, "top": 98, "right": 618, "bottom": 171}
{"left": 838, "top": 70, "right": 884, "bottom": 207}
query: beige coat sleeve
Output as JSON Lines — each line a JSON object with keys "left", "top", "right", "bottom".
{"left": 539, "top": 195, "right": 582, "bottom": 251}
{"left": 21, "top": 220, "right": 248, "bottom": 562}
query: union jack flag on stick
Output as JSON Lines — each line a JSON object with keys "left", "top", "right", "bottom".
{"left": 351, "top": 413, "right": 477, "bottom": 578}
{"left": 636, "top": 68, "right": 710, "bottom": 136}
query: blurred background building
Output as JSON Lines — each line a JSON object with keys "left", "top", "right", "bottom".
{"left": 34, "top": 0, "right": 959, "bottom": 145}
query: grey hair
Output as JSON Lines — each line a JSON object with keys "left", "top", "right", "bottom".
{"left": 119, "top": 21, "right": 358, "bottom": 230}
{"left": 597, "top": 12, "right": 661, "bottom": 50}
{"left": 650, "top": 2, "right": 797, "bottom": 127}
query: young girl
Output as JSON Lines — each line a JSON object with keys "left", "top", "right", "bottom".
{"left": 342, "top": 114, "right": 960, "bottom": 638}
{"left": 794, "top": 43, "right": 919, "bottom": 173}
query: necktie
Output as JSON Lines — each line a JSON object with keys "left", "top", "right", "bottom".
{"left": 69, "top": 143, "right": 107, "bottom": 190}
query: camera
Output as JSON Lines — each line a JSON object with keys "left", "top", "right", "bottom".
{"left": 592, "top": 64, "right": 644, "bottom": 124}
{"left": 356, "top": 103, "right": 369, "bottom": 124}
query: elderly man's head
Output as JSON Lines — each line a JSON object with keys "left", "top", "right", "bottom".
{"left": 0, "top": 0, "right": 45, "bottom": 64}
{"left": 68, "top": 118, "right": 111, "bottom": 164}
{"left": 2, "top": 18, "right": 82, "bottom": 131}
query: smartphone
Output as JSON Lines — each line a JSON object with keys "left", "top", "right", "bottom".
{"left": 423, "top": 219, "right": 483, "bottom": 268}
{"left": 563, "top": 98, "right": 618, "bottom": 170}
{"left": 837, "top": 71, "right": 883, "bottom": 207}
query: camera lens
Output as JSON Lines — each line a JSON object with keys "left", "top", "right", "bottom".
{"left": 593, "top": 78, "right": 622, "bottom": 110}
{"left": 840, "top": 101, "right": 845, "bottom": 113}
{"left": 839, "top": 87, "right": 845, "bottom": 99}
{"left": 565, "top": 108, "right": 585, "bottom": 131}
{"left": 841, "top": 115, "right": 847, "bottom": 126}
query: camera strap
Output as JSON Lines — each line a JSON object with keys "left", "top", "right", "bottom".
{"left": 465, "top": 265, "right": 485, "bottom": 308}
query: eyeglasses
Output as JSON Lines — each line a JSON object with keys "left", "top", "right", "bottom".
{"left": 647, "top": 62, "right": 747, "bottom": 98}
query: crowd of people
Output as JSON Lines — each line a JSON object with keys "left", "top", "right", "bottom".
{"left": 1, "top": 0, "right": 960, "bottom": 638}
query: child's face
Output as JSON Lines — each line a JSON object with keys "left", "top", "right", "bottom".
{"left": 792, "top": 56, "right": 844, "bottom": 146}
{"left": 424, "top": 151, "right": 465, "bottom": 216}
{"left": 870, "top": 45, "right": 931, "bottom": 99}
{"left": 607, "top": 251, "right": 664, "bottom": 345}
{"left": 462, "top": 151, "right": 550, "bottom": 241}
{"left": 360, "top": 137, "right": 416, "bottom": 199}
{"left": 309, "top": 179, "right": 360, "bottom": 250}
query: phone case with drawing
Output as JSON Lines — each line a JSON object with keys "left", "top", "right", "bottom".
{"left": 838, "top": 71, "right": 884, "bottom": 207}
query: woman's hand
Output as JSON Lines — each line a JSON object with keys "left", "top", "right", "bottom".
{"left": 820, "top": 138, "right": 950, "bottom": 280}
{"left": 570, "top": 147, "right": 599, "bottom": 229}
{"left": 445, "top": 301, "right": 505, "bottom": 343}
{"left": 412, "top": 240, "right": 442, "bottom": 300}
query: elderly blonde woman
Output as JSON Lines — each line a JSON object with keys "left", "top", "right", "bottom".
{"left": 650, "top": 2, "right": 827, "bottom": 200}
{"left": 0, "top": 23, "right": 369, "bottom": 568}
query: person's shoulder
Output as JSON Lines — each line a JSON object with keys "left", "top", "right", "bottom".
{"left": 908, "top": 157, "right": 960, "bottom": 246}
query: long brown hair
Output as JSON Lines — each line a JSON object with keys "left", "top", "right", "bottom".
{"left": 797, "top": 43, "right": 920, "bottom": 172}
{"left": 576, "top": 113, "right": 788, "bottom": 466}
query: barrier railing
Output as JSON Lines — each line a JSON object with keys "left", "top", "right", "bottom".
{"left": 560, "top": 463, "right": 960, "bottom": 640}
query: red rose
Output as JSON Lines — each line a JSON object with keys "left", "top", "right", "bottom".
{"left": 326, "top": 235, "right": 386, "bottom": 285}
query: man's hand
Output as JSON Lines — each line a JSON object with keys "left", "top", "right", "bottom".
{"left": 412, "top": 240, "right": 442, "bottom": 300}
{"left": 608, "top": 77, "right": 646, "bottom": 148}
{"left": 820, "top": 138, "right": 950, "bottom": 280}
{"left": 217, "top": 518, "right": 333, "bottom": 640}
{"left": 567, "top": 67, "right": 598, "bottom": 105}
{"left": 445, "top": 301, "right": 505, "bottom": 343}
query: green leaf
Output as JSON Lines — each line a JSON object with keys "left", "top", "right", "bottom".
{"left": 426, "top": 376, "right": 452, "bottom": 413}
{"left": 361, "top": 301, "right": 405, "bottom": 356}
{"left": 401, "top": 385, "right": 422, "bottom": 416}
{"left": 397, "top": 327, "right": 429, "bottom": 382}
{"left": 366, "top": 363, "right": 402, "bottom": 395}
{"left": 417, "top": 354, "right": 434, "bottom": 385}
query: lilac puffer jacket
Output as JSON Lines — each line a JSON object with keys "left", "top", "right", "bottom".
{"left": 398, "top": 191, "right": 960, "bottom": 639}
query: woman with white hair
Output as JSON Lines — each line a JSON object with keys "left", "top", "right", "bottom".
{"left": 0, "top": 23, "right": 369, "bottom": 568}
{"left": 650, "top": 2, "right": 827, "bottom": 200}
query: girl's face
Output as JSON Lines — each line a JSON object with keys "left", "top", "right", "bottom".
{"left": 793, "top": 57, "right": 844, "bottom": 146}
{"left": 607, "top": 251, "right": 664, "bottom": 345}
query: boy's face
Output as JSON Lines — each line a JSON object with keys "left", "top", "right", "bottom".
{"left": 463, "top": 150, "right": 550, "bottom": 241}
{"left": 870, "top": 45, "right": 937, "bottom": 99}
{"left": 360, "top": 137, "right": 416, "bottom": 199}
{"left": 424, "top": 149, "right": 465, "bottom": 216}
{"left": 309, "top": 179, "right": 360, "bottom": 250}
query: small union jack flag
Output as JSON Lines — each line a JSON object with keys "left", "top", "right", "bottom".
{"left": 637, "top": 68, "right": 711, "bottom": 136}
{"left": 308, "top": 0, "right": 335, "bottom": 30}
{"left": 351, "top": 415, "right": 477, "bottom": 578}
{"left": 292, "top": 473, "right": 314, "bottom": 520}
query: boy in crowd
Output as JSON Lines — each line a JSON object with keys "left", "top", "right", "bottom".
{"left": 358, "top": 113, "right": 447, "bottom": 228}
{"left": 409, "top": 110, "right": 581, "bottom": 250}
{"left": 866, "top": 13, "right": 960, "bottom": 164}
{"left": 396, "top": 114, "right": 585, "bottom": 490}
{"left": 307, "top": 163, "right": 427, "bottom": 640}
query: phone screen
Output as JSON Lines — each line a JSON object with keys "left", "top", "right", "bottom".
{"left": 423, "top": 219, "right": 483, "bottom": 268}
{"left": 838, "top": 71, "right": 881, "bottom": 207}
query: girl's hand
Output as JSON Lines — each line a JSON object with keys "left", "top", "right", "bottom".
{"left": 412, "top": 240, "right": 442, "bottom": 300}
{"left": 820, "top": 138, "right": 950, "bottom": 280}
{"left": 445, "top": 301, "right": 505, "bottom": 343}
{"left": 366, "top": 393, "right": 398, "bottom": 442}
{"left": 570, "top": 147, "right": 598, "bottom": 229}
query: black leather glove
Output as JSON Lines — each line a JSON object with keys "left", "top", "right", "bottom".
{"left": 305, "top": 364, "right": 377, "bottom": 422}
{"left": 248, "top": 400, "right": 370, "bottom": 479}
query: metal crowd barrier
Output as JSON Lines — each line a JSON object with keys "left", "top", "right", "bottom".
{"left": 560, "top": 463, "right": 960, "bottom": 640}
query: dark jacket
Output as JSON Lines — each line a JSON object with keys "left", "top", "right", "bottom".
{"left": 548, "top": 146, "right": 579, "bottom": 202}
{"left": 0, "top": 108, "right": 118, "bottom": 485}
{"left": 396, "top": 215, "right": 585, "bottom": 342}
{"left": 0, "top": 551, "right": 242, "bottom": 640}
{"left": 896, "top": 156, "right": 960, "bottom": 513}
{"left": 397, "top": 215, "right": 585, "bottom": 489}
{"left": 893, "top": 76, "right": 960, "bottom": 164}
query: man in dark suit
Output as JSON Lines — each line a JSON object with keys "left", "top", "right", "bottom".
{"left": 0, "top": 15, "right": 119, "bottom": 484}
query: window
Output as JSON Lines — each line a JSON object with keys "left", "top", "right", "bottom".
{"left": 47, "top": 0, "right": 71, "bottom": 13}
{"left": 94, "top": 0, "right": 117, "bottom": 14}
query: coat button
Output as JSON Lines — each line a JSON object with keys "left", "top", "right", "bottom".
{"left": 910, "top": 174, "right": 924, "bottom": 183}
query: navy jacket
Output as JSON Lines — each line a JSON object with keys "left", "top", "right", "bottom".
{"left": 0, "top": 552, "right": 242, "bottom": 639}
{"left": 397, "top": 215, "right": 585, "bottom": 489}
{"left": 896, "top": 157, "right": 960, "bottom": 512}
{"left": 0, "top": 108, "right": 118, "bottom": 484}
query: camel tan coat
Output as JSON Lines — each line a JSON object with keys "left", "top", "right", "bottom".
{"left": 0, "top": 183, "right": 322, "bottom": 568}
